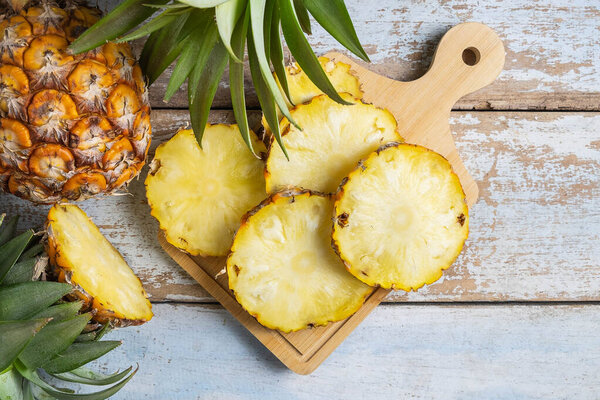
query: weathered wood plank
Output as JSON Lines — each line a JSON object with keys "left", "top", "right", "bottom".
{"left": 98, "top": 0, "right": 600, "bottom": 111}
{"left": 100, "top": 303, "right": 600, "bottom": 399}
{"left": 1, "top": 110, "right": 598, "bottom": 302}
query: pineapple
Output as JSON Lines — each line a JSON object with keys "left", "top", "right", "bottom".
{"left": 227, "top": 190, "right": 373, "bottom": 333}
{"left": 145, "top": 126, "right": 267, "bottom": 257}
{"left": 0, "top": 212, "right": 137, "bottom": 399}
{"left": 47, "top": 203, "right": 153, "bottom": 326}
{"left": 332, "top": 143, "right": 469, "bottom": 291}
{"left": 263, "top": 57, "right": 363, "bottom": 136}
{"left": 266, "top": 93, "right": 402, "bottom": 194}
{"left": 0, "top": 0, "right": 150, "bottom": 204}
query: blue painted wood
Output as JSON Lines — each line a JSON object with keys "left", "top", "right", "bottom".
{"left": 100, "top": 303, "right": 600, "bottom": 399}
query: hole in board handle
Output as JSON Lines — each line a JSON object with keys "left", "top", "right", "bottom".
{"left": 462, "top": 47, "right": 480, "bottom": 66}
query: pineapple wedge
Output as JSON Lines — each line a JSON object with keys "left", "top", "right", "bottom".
{"left": 266, "top": 93, "right": 402, "bottom": 194}
{"left": 46, "top": 204, "right": 153, "bottom": 326}
{"left": 146, "top": 126, "right": 267, "bottom": 256}
{"left": 227, "top": 190, "right": 373, "bottom": 332}
{"left": 332, "top": 143, "right": 469, "bottom": 291}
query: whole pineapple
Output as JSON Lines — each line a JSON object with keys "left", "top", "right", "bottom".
{"left": 0, "top": 0, "right": 150, "bottom": 203}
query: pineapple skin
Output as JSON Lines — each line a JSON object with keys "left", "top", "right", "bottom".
{"left": 331, "top": 143, "right": 469, "bottom": 291}
{"left": 0, "top": 1, "right": 151, "bottom": 203}
{"left": 227, "top": 189, "right": 373, "bottom": 333}
{"left": 145, "top": 126, "right": 267, "bottom": 257}
{"left": 46, "top": 203, "right": 153, "bottom": 326}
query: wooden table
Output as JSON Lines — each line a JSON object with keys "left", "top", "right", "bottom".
{"left": 2, "top": 0, "right": 600, "bottom": 398}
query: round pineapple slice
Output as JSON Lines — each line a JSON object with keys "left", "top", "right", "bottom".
{"left": 332, "top": 143, "right": 469, "bottom": 291}
{"left": 263, "top": 57, "right": 363, "bottom": 136}
{"left": 228, "top": 190, "right": 373, "bottom": 332}
{"left": 266, "top": 93, "right": 402, "bottom": 194}
{"left": 146, "top": 126, "right": 267, "bottom": 257}
{"left": 47, "top": 204, "right": 153, "bottom": 326}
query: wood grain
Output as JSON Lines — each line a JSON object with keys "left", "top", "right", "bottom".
{"left": 97, "top": 0, "right": 600, "bottom": 111}
{"left": 100, "top": 303, "right": 600, "bottom": 399}
{"left": 1, "top": 110, "right": 598, "bottom": 303}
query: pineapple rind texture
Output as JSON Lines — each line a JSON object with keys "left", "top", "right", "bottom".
{"left": 46, "top": 203, "right": 153, "bottom": 326}
{"left": 227, "top": 190, "right": 373, "bottom": 333}
{"left": 145, "top": 126, "right": 267, "bottom": 257}
{"left": 332, "top": 143, "right": 469, "bottom": 291}
{"left": 0, "top": 3, "right": 151, "bottom": 203}
{"left": 266, "top": 93, "right": 402, "bottom": 194}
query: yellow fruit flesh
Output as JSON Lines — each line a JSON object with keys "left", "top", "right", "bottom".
{"left": 266, "top": 93, "right": 402, "bottom": 194}
{"left": 332, "top": 144, "right": 469, "bottom": 291}
{"left": 47, "top": 204, "right": 153, "bottom": 323}
{"left": 228, "top": 191, "right": 373, "bottom": 332}
{"left": 146, "top": 127, "right": 267, "bottom": 256}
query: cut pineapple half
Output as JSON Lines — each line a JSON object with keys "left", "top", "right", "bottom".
{"left": 145, "top": 126, "right": 267, "bottom": 256}
{"left": 266, "top": 93, "right": 402, "bottom": 194}
{"left": 227, "top": 190, "right": 373, "bottom": 332}
{"left": 263, "top": 57, "right": 363, "bottom": 135}
{"left": 332, "top": 143, "right": 469, "bottom": 291}
{"left": 46, "top": 204, "right": 153, "bottom": 326}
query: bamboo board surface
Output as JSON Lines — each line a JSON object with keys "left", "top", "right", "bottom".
{"left": 156, "top": 22, "right": 503, "bottom": 374}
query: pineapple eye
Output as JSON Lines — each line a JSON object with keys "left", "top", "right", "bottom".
{"left": 102, "top": 137, "right": 134, "bottom": 171}
{"left": 67, "top": 59, "right": 115, "bottom": 111}
{"left": 62, "top": 171, "right": 107, "bottom": 199}
{"left": 28, "top": 143, "right": 74, "bottom": 181}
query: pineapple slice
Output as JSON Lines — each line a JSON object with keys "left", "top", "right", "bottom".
{"left": 146, "top": 126, "right": 267, "bottom": 256}
{"left": 266, "top": 93, "right": 402, "bottom": 194}
{"left": 46, "top": 204, "right": 153, "bottom": 326}
{"left": 263, "top": 57, "right": 363, "bottom": 135}
{"left": 280, "top": 56, "right": 362, "bottom": 108}
{"left": 332, "top": 143, "right": 469, "bottom": 291}
{"left": 227, "top": 190, "right": 373, "bottom": 332}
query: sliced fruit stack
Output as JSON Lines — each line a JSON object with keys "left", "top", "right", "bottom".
{"left": 0, "top": 204, "right": 152, "bottom": 398}
{"left": 146, "top": 59, "right": 469, "bottom": 332}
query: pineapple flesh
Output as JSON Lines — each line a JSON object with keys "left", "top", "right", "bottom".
{"left": 227, "top": 190, "right": 373, "bottom": 333}
{"left": 266, "top": 93, "right": 402, "bottom": 194}
{"left": 264, "top": 57, "right": 363, "bottom": 136}
{"left": 145, "top": 126, "right": 267, "bottom": 257}
{"left": 47, "top": 203, "right": 153, "bottom": 326}
{"left": 0, "top": 0, "right": 150, "bottom": 203}
{"left": 332, "top": 143, "right": 469, "bottom": 291}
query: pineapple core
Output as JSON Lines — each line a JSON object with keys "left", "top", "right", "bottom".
{"left": 47, "top": 204, "right": 152, "bottom": 324}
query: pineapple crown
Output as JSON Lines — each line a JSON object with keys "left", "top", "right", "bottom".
{"left": 68, "top": 0, "right": 370, "bottom": 159}
{"left": 0, "top": 214, "right": 136, "bottom": 400}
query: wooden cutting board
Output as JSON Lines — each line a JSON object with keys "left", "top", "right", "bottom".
{"left": 158, "top": 22, "right": 505, "bottom": 375}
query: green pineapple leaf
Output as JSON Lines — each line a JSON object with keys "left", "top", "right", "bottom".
{"left": 248, "top": 33, "right": 288, "bottom": 160}
{"left": 216, "top": 0, "right": 247, "bottom": 62}
{"left": 229, "top": 7, "right": 256, "bottom": 155}
{"left": 16, "top": 360, "right": 137, "bottom": 400}
{"left": 189, "top": 41, "right": 229, "bottom": 146}
{"left": 43, "top": 341, "right": 122, "bottom": 374}
{"left": 249, "top": 0, "right": 299, "bottom": 130}
{"left": 52, "top": 366, "right": 133, "bottom": 386}
{"left": 0, "top": 319, "right": 50, "bottom": 372}
{"left": 178, "top": 0, "right": 229, "bottom": 7}
{"left": 2, "top": 258, "right": 36, "bottom": 285}
{"left": 0, "top": 282, "right": 71, "bottom": 320}
{"left": 69, "top": 0, "right": 169, "bottom": 54}
{"left": 0, "top": 229, "right": 33, "bottom": 284}
{"left": 30, "top": 301, "right": 83, "bottom": 323}
{"left": 269, "top": 5, "right": 292, "bottom": 103}
{"left": 18, "top": 314, "right": 92, "bottom": 370}
{"left": 302, "top": 0, "right": 370, "bottom": 62}
{"left": 186, "top": 24, "right": 219, "bottom": 104}
{"left": 164, "top": 12, "right": 216, "bottom": 101}
{"left": 115, "top": 9, "right": 182, "bottom": 42}
{"left": 279, "top": 0, "right": 351, "bottom": 105}
{"left": 293, "top": 0, "right": 311, "bottom": 34}
{"left": 0, "top": 214, "right": 18, "bottom": 246}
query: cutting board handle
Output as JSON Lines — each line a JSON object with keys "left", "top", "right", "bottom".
{"left": 425, "top": 22, "right": 505, "bottom": 105}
